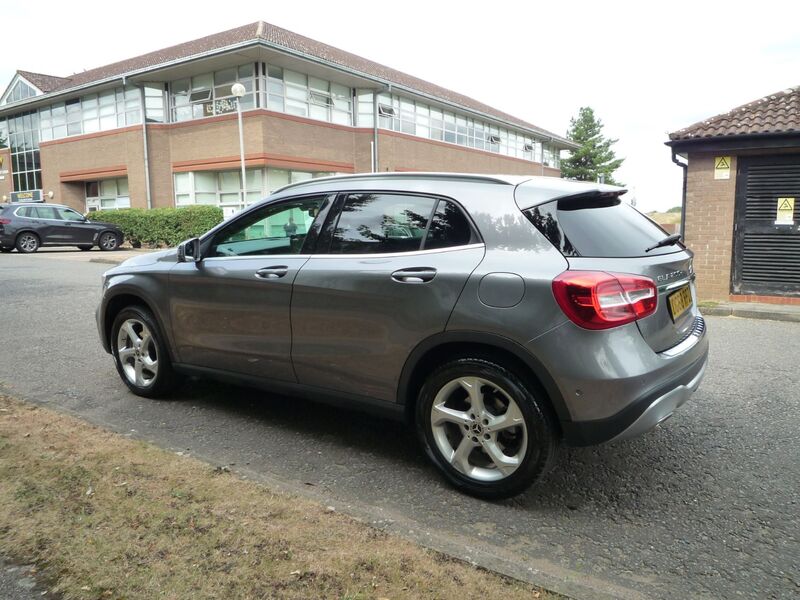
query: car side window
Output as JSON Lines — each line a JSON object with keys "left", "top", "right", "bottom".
{"left": 210, "top": 196, "right": 328, "bottom": 257}
{"left": 329, "top": 193, "right": 436, "bottom": 254}
{"left": 34, "top": 206, "right": 59, "bottom": 220}
{"left": 58, "top": 208, "right": 84, "bottom": 221}
{"left": 424, "top": 200, "right": 475, "bottom": 250}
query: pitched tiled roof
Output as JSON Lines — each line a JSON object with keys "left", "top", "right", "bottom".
{"left": 6, "top": 21, "right": 572, "bottom": 145}
{"left": 669, "top": 86, "right": 800, "bottom": 141}
{"left": 16, "top": 70, "right": 72, "bottom": 93}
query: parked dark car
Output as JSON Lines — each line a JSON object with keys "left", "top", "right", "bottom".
{"left": 96, "top": 173, "right": 708, "bottom": 499}
{"left": 0, "top": 203, "right": 123, "bottom": 253}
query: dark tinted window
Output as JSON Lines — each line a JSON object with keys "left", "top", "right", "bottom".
{"left": 58, "top": 208, "right": 84, "bottom": 221}
{"left": 34, "top": 206, "right": 59, "bottom": 220}
{"left": 211, "top": 196, "right": 327, "bottom": 257}
{"left": 330, "top": 193, "right": 436, "bottom": 254}
{"left": 526, "top": 196, "right": 681, "bottom": 258}
{"left": 425, "top": 200, "right": 474, "bottom": 250}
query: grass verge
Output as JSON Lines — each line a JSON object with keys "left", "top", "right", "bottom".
{"left": 0, "top": 395, "right": 557, "bottom": 599}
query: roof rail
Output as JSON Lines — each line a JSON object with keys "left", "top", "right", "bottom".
{"left": 273, "top": 172, "right": 524, "bottom": 194}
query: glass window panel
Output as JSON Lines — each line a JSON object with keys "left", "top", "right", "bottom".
{"left": 308, "top": 76, "right": 327, "bottom": 92}
{"left": 195, "top": 193, "right": 217, "bottom": 205}
{"left": 425, "top": 201, "right": 473, "bottom": 250}
{"left": 176, "top": 194, "right": 192, "bottom": 205}
{"left": 284, "top": 70, "right": 306, "bottom": 87}
{"left": 309, "top": 104, "right": 328, "bottom": 120}
{"left": 192, "top": 73, "right": 213, "bottom": 90}
{"left": 285, "top": 98, "right": 308, "bottom": 116}
{"left": 332, "top": 110, "right": 351, "bottom": 126}
{"left": 219, "top": 171, "right": 240, "bottom": 192}
{"left": 99, "top": 90, "right": 115, "bottom": 105}
{"left": 116, "top": 178, "right": 129, "bottom": 195}
{"left": 267, "top": 65, "right": 283, "bottom": 79}
{"left": 330, "top": 193, "right": 435, "bottom": 255}
{"left": 238, "top": 64, "right": 253, "bottom": 79}
{"left": 267, "top": 169, "right": 290, "bottom": 192}
{"left": 99, "top": 179, "right": 117, "bottom": 196}
{"left": 245, "top": 169, "right": 262, "bottom": 190}
{"left": 53, "top": 124, "right": 67, "bottom": 138}
{"left": 267, "top": 95, "right": 284, "bottom": 111}
{"left": 67, "top": 122, "right": 82, "bottom": 136}
{"left": 195, "top": 171, "right": 216, "bottom": 192}
{"left": 214, "top": 68, "right": 236, "bottom": 85}
{"left": 174, "top": 172, "right": 191, "bottom": 194}
{"left": 290, "top": 171, "right": 312, "bottom": 184}
{"left": 286, "top": 84, "right": 307, "bottom": 101}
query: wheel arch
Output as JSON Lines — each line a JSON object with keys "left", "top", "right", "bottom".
{"left": 102, "top": 289, "right": 175, "bottom": 362}
{"left": 397, "top": 331, "right": 570, "bottom": 427}
{"left": 15, "top": 229, "right": 40, "bottom": 244}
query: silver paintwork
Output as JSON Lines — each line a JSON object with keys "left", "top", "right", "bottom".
{"left": 97, "top": 173, "right": 709, "bottom": 449}
{"left": 610, "top": 359, "right": 707, "bottom": 442}
{"left": 117, "top": 318, "right": 159, "bottom": 387}
{"left": 431, "top": 376, "right": 527, "bottom": 481}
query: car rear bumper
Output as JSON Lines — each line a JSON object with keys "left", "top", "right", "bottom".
{"left": 526, "top": 312, "right": 709, "bottom": 446}
{"left": 560, "top": 346, "right": 707, "bottom": 445}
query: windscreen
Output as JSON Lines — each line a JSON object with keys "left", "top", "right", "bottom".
{"left": 525, "top": 195, "right": 682, "bottom": 258}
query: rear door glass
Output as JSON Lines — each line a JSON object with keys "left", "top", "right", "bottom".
{"left": 425, "top": 200, "right": 475, "bottom": 250}
{"left": 525, "top": 195, "right": 681, "bottom": 258}
{"left": 329, "top": 193, "right": 436, "bottom": 254}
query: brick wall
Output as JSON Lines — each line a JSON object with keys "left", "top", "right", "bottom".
{"left": 684, "top": 153, "right": 737, "bottom": 300}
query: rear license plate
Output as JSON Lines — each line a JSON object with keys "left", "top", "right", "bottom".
{"left": 668, "top": 285, "right": 692, "bottom": 321}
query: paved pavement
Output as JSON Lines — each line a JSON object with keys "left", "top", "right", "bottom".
{"left": 0, "top": 253, "right": 797, "bottom": 600}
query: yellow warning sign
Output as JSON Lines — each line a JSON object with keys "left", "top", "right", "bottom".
{"left": 714, "top": 156, "right": 732, "bottom": 180}
{"left": 776, "top": 197, "right": 795, "bottom": 224}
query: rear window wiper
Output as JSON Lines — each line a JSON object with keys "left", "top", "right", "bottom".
{"left": 645, "top": 233, "right": 682, "bottom": 253}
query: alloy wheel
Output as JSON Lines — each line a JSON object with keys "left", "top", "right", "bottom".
{"left": 430, "top": 376, "right": 528, "bottom": 482}
{"left": 116, "top": 318, "right": 159, "bottom": 388}
{"left": 100, "top": 233, "right": 118, "bottom": 250}
{"left": 18, "top": 234, "right": 38, "bottom": 252}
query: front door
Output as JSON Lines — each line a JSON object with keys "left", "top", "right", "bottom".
{"left": 291, "top": 192, "right": 484, "bottom": 402}
{"left": 169, "top": 194, "right": 330, "bottom": 381}
{"left": 54, "top": 206, "right": 96, "bottom": 244}
{"left": 733, "top": 155, "right": 800, "bottom": 296}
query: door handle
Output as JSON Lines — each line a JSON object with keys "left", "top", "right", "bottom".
{"left": 391, "top": 267, "right": 437, "bottom": 283}
{"left": 255, "top": 266, "right": 289, "bottom": 279}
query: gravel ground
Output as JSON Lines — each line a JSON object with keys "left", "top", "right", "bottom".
{"left": 0, "top": 253, "right": 797, "bottom": 600}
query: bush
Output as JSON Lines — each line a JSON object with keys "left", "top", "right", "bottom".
{"left": 87, "top": 205, "right": 223, "bottom": 248}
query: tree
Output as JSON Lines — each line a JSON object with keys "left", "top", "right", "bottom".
{"left": 560, "top": 107, "right": 624, "bottom": 186}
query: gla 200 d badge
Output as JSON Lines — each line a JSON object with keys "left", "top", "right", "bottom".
{"left": 97, "top": 173, "right": 709, "bottom": 499}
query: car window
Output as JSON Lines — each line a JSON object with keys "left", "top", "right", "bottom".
{"left": 210, "top": 196, "right": 327, "bottom": 257}
{"left": 34, "top": 206, "right": 59, "bottom": 220}
{"left": 329, "top": 193, "right": 436, "bottom": 254}
{"left": 525, "top": 196, "right": 680, "bottom": 258}
{"left": 58, "top": 208, "right": 84, "bottom": 221}
{"left": 16, "top": 207, "right": 32, "bottom": 217}
{"left": 424, "top": 200, "right": 474, "bottom": 250}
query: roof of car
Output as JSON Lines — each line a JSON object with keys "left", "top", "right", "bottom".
{"left": 274, "top": 172, "right": 626, "bottom": 208}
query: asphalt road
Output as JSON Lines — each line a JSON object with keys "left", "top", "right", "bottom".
{"left": 0, "top": 253, "right": 797, "bottom": 600}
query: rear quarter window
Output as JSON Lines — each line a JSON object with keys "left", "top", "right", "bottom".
{"left": 525, "top": 195, "right": 681, "bottom": 258}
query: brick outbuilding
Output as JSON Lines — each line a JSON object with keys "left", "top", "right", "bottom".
{"left": 667, "top": 87, "right": 800, "bottom": 303}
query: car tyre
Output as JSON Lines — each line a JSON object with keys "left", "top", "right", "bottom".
{"left": 99, "top": 232, "right": 120, "bottom": 251}
{"left": 111, "top": 305, "right": 181, "bottom": 398}
{"left": 78, "top": 245, "right": 93, "bottom": 251}
{"left": 15, "top": 232, "right": 40, "bottom": 253}
{"left": 416, "top": 357, "right": 559, "bottom": 500}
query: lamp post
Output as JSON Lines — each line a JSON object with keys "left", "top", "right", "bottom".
{"left": 231, "top": 82, "right": 247, "bottom": 210}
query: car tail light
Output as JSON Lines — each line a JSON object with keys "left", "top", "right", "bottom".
{"left": 0, "top": 218, "right": 10, "bottom": 225}
{"left": 552, "top": 271, "right": 657, "bottom": 330}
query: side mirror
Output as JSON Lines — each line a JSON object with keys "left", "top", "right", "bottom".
{"left": 177, "top": 237, "right": 202, "bottom": 263}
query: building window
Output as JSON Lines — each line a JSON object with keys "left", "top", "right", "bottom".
{"left": 144, "top": 84, "right": 166, "bottom": 123}
{"left": 85, "top": 178, "right": 130, "bottom": 211}
{"left": 170, "top": 64, "right": 256, "bottom": 122}
{"left": 38, "top": 85, "right": 142, "bottom": 143}
{"left": 265, "top": 66, "right": 352, "bottom": 125}
{"left": 174, "top": 168, "right": 335, "bottom": 218}
{"left": 7, "top": 110, "right": 41, "bottom": 192}
{"left": 3, "top": 79, "right": 37, "bottom": 105}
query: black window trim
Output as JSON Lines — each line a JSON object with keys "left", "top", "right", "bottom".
{"left": 315, "top": 189, "right": 482, "bottom": 256}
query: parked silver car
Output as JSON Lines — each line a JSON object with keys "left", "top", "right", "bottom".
{"left": 96, "top": 173, "right": 708, "bottom": 498}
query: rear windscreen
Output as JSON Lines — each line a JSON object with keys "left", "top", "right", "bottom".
{"left": 525, "top": 195, "right": 682, "bottom": 258}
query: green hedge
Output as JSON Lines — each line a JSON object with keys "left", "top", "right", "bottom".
{"left": 87, "top": 205, "right": 224, "bottom": 248}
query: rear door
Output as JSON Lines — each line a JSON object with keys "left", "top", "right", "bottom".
{"left": 291, "top": 192, "right": 484, "bottom": 402}
{"left": 30, "top": 206, "right": 61, "bottom": 242}
{"left": 524, "top": 194, "right": 697, "bottom": 353}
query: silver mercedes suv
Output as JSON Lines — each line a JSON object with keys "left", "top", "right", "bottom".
{"left": 97, "top": 173, "right": 708, "bottom": 499}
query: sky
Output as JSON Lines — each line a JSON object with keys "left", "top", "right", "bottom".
{"left": 3, "top": 0, "right": 800, "bottom": 212}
